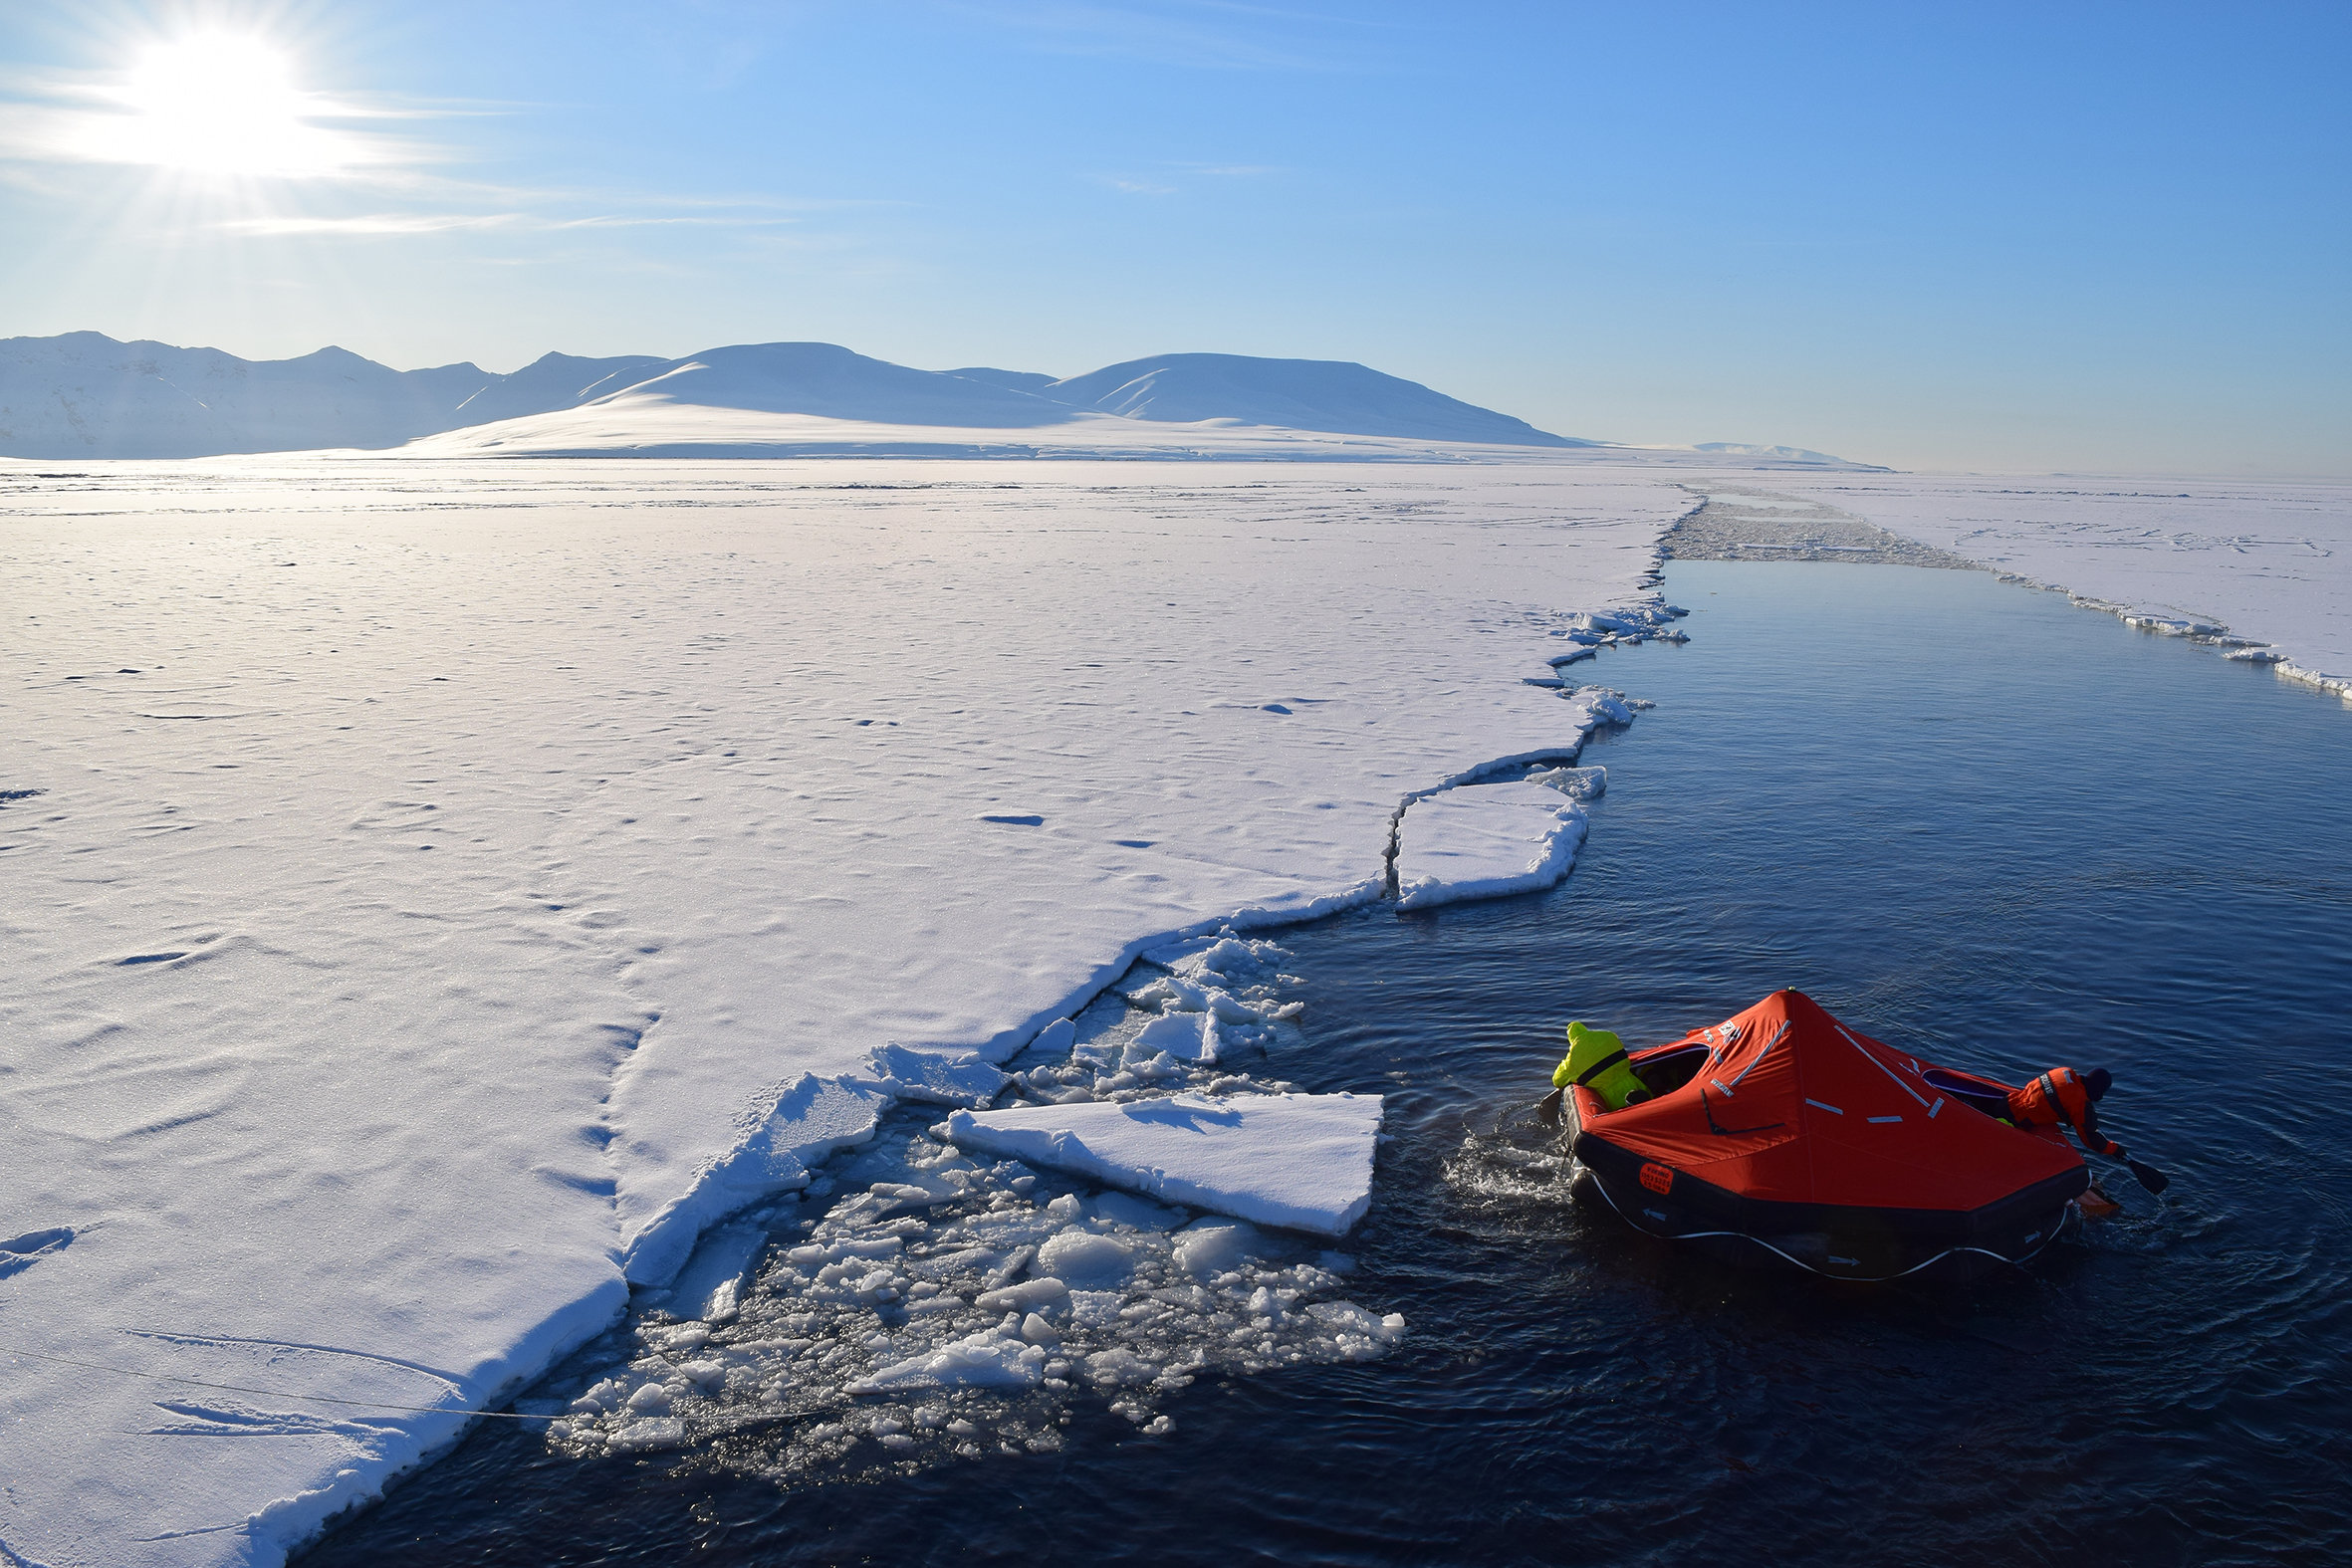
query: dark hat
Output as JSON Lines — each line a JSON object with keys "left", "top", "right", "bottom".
{"left": 2085, "top": 1068, "right": 2113, "bottom": 1100}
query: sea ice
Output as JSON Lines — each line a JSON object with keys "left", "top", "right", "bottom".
{"left": 1394, "top": 780, "right": 1590, "bottom": 911}
{"left": 852, "top": 1043, "right": 1012, "bottom": 1108}
{"left": 662, "top": 1222, "right": 773, "bottom": 1324}
{"left": 1769, "top": 473, "right": 2352, "bottom": 702}
{"left": 541, "top": 1112, "right": 1404, "bottom": 1476}
{"left": 1525, "top": 764, "right": 1607, "bottom": 800}
{"left": 849, "top": 1329, "right": 1051, "bottom": 1394}
{"left": 0, "top": 457, "right": 1673, "bottom": 1567}
{"left": 941, "top": 1092, "right": 1384, "bottom": 1237}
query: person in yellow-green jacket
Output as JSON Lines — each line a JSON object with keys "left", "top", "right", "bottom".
{"left": 1552, "top": 1019, "right": 1652, "bottom": 1111}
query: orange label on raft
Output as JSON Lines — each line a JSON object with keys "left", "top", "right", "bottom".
{"left": 1639, "top": 1162, "right": 1675, "bottom": 1196}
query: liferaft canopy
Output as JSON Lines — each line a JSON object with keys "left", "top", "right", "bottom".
{"left": 1579, "top": 990, "right": 2081, "bottom": 1212}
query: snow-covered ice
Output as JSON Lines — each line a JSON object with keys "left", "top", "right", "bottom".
{"left": 942, "top": 1093, "right": 1384, "bottom": 1237}
{"left": 8, "top": 447, "right": 2336, "bottom": 1564}
{"left": 0, "top": 456, "right": 1683, "bottom": 1566}
{"left": 1395, "top": 780, "right": 1591, "bottom": 911}
{"left": 1771, "top": 474, "right": 2352, "bottom": 702}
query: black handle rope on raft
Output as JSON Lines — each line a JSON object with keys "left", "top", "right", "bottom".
{"left": 1700, "top": 1021, "right": 1791, "bottom": 1137}
{"left": 1699, "top": 1080, "right": 1785, "bottom": 1138}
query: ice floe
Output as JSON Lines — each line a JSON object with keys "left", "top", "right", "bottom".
{"left": 852, "top": 1043, "right": 1012, "bottom": 1107}
{"left": 1394, "top": 780, "right": 1590, "bottom": 911}
{"left": 942, "top": 1092, "right": 1384, "bottom": 1237}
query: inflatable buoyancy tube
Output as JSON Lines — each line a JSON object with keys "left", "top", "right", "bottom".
{"left": 1563, "top": 990, "right": 2089, "bottom": 1282}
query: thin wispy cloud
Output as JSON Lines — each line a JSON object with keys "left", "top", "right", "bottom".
{"left": 1098, "top": 159, "right": 1284, "bottom": 195}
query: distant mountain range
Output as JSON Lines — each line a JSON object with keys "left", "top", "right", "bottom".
{"left": 0, "top": 332, "right": 1875, "bottom": 466}
{"left": 0, "top": 334, "right": 1596, "bottom": 460}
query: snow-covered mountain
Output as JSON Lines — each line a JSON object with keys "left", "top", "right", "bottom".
{"left": 0, "top": 332, "right": 1878, "bottom": 465}
{"left": 615, "top": 342, "right": 1078, "bottom": 427}
{"left": 0, "top": 333, "right": 1591, "bottom": 458}
{"left": 1692, "top": 441, "right": 1858, "bottom": 466}
{"left": 0, "top": 333, "right": 676, "bottom": 460}
{"left": 941, "top": 365, "right": 1062, "bottom": 397}
{"left": 443, "top": 350, "right": 668, "bottom": 427}
{"left": 0, "top": 333, "right": 461, "bottom": 458}
{"left": 1038, "top": 352, "right": 1592, "bottom": 447}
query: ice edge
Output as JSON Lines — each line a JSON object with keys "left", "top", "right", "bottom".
{"left": 265, "top": 587, "right": 1676, "bottom": 1563}
{"left": 1975, "top": 568, "right": 2352, "bottom": 708}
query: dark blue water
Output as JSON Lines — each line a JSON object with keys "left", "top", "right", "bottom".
{"left": 304, "top": 562, "right": 2352, "bottom": 1566}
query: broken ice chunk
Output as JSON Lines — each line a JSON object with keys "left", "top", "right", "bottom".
{"left": 666, "top": 1222, "right": 769, "bottom": 1324}
{"left": 1393, "top": 781, "right": 1587, "bottom": 911}
{"left": 971, "top": 1276, "right": 1069, "bottom": 1314}
{"left": 1523, "top": 764, "right": 1605, "bottom": 800}
{"left": 855, "top": 1043, "right": 1011, "bottom": 1107}
{"left": 1171, "top": 1219, "right": 1268, "bottom": 1277}
{"left": 1130, "top": 1008, "right": 1219, "bottom": 1063}
{"left": 848, "top": 1328, "right": 1049, "bottom": 1394}
{"left": 606, "top": 1417, "right": 686, "bottom": 1453}
{"left": 1092, "top": 1191, "right": 1183, "bottom": 1232}
{"left": 1037, "top": 1230, "right": 1134, "bottom": 1286}
{"left": 943, "top": 1092, "right": 1383, "bottom": 1237}
{"left": 1566, "top": 686, "right": 1635, "bottom": 725}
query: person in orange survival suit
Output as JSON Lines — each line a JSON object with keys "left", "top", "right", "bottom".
{"left": 2006, "top": 1066, "right": 2170, "bottom": 1194}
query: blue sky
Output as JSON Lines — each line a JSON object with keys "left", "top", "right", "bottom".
{"left": 2, "top": 1, "right": 2345, "bottom": 473}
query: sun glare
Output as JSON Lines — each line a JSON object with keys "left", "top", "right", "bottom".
{"left": 100, "top": 30, "right": 353, "bottom": 177}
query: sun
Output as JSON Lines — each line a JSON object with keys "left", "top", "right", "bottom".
{"left": 104, "top": 30, "right": 351, "bottom": 178}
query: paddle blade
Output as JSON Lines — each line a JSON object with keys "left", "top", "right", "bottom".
{"left": 2127, "top": 1158, "right": 2170, "bottom": 1195}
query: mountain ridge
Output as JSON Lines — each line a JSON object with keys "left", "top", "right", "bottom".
{"left": 0, "top": 332, "right": 1872, "bottom": 466}
{"left": 1040, "top": 352, "right": 1588, "bottom": 447}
